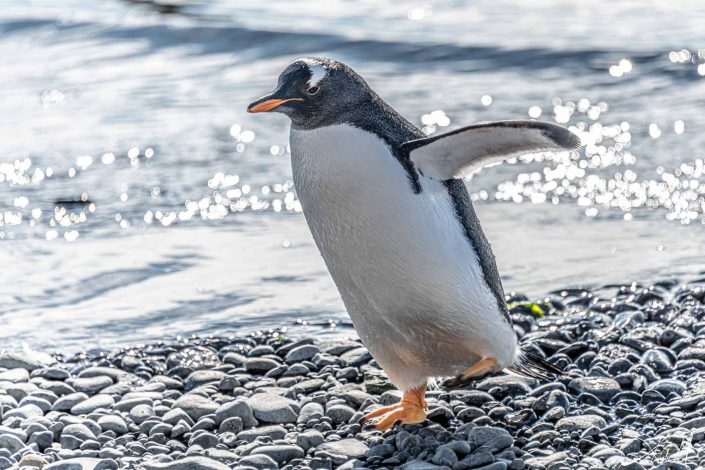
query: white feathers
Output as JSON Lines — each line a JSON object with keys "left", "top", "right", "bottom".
{"left": 406, "top": 121, "right": 581, "bottom": 181}
{"left": 300, "top": 58, "right": 327, "bottom": 87}
{"left": 289, "top": 124, "right": 517, "bottom": 390}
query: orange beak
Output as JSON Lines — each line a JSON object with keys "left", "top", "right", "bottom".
{"left": 247, "top": 97, "right": 304, "bottom": 113}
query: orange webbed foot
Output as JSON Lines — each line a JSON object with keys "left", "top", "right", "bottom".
{"left": 362, "top": 383, "right": 428, "bottom": 431}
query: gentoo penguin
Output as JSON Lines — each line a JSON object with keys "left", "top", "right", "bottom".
{"left": 248, "top": 57, "right": 577, "bottom": 431}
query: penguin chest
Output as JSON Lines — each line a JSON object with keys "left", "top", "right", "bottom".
{"left": 289, "top": 124, "right": 513, "bottom": 377}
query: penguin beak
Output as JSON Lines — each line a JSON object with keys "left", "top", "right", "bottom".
{"left": 247, "top": 93, "right": 304, "bottom": 113}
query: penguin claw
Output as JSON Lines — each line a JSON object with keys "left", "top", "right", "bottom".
{"left": 442, "top": 358, "right": 503, "bottom": 389}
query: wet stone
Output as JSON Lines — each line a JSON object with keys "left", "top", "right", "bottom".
{"left": 285, "top": 344, "right": 320, "bottom": 363}
{"left": 245, "top": 357, "right": 280, "bottom": 374}
{"left": 568, "top": 377, "right": 621, "bottom": 402}
{"left": 556, "top": 414, "right": 607, "bottom": 432}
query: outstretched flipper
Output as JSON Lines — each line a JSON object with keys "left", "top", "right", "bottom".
{"left": 403, "top": 120, "right": 581, "bottom": 181}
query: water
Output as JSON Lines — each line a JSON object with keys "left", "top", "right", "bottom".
{"left": 2, "top": 0, "right": 705, "bottom": 352}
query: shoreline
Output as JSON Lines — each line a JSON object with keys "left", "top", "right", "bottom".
{"left": 3, "top": 203, "right": 705, "bottom": 355}
{"left": 1, "top": 279, "right": 705, "bottom": 469}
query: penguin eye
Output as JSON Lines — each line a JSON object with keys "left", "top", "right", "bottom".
{"left": 307, "top": 86, "right": 320, "bottom": 95}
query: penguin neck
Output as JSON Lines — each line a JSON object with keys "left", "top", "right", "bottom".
{"left": 292, "top": 94, "right": 423, "bottom": 147}
{"left": 344, "top": 94, "right": 424, "bottom": 147}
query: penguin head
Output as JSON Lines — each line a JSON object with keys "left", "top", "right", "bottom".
{"left": 247, "top": 58, "right": 372, "bottom": 129}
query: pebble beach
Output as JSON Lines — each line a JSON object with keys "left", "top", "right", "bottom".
{"left": 4, "top": 1, "right": 705, "bottom": 470}
{"left": 2, "top": 278, "right": 705, "bottom": 470}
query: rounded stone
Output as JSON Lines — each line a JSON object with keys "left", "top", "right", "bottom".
{"left": 246, "top": 393, "right": 299, "bottom": 423}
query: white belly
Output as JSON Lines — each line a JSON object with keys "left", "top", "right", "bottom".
{"left": 290, "top": 124, "right": 516, "bottom": 389}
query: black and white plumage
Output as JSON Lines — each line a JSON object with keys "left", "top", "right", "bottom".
{"left": 248, "top": 57, "right": 575, "bottom": 429}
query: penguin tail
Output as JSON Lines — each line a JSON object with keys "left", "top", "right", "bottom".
{"left": 507, "top": 348, "right": 563, "bottom": 381}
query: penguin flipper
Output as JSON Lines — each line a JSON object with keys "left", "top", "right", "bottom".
{"left": 403, "top": 120, "right": 580, "bottom": 181}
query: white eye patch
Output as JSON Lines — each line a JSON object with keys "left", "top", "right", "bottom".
{"left": 300, "top": 58, "right": 327, "bottom": 87}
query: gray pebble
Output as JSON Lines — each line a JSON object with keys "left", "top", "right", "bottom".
{"left": 325, "top": 404, "right": 354, "bottom": 424}
{"left": 315, "top": 439, "right": 369, "bottom": 465}
{"left": 142, "top": 456, "right": 230, "bottom": 470}
{"left": 44, "top": 458, "right": 118, "bottom": 470}
{"left": 251, "top": 444, "right": 304, "bottom": 464}
{"left": 0, "top": 353, "right": 42, "bottom": 371}
{"left": 113, "top": 396, "right": 153, "bottom": 412}
{"left": 70, "top": 394, "right": 115, "bottom": 415}
{"left": 172, "top": 394, "right": 218, "bottom": 421}
{"left": 245, "top": 358, "right": 280, "bottom": 374}
{"left": 568, "top": 377, "right": 621, "bottom": 402}
{"left": 297, "top": 401, "right": 324, "bottom": 424}
{"left": 285, "top": 345, "right": 320, "bottom": 363}
{"left": 296, "top": 430, "right": 325, "bottom": 451}
{"left": 72, "top": 376, "right": 113, "bottom": 394}
{"left": 3, "top": 403, "right": 43, "bottom": 421}
{"left": 217, "top": 416, "right": 242, "bottom": 434}
{"left": 97, "top": 415, "right": 128, "bottom": 434}
{"left": 29, "top": 430, "right": 54, "bottom": 451}
{"left": 238, "top": 454, "right": 279, "bottom": 470}
{"left": 0, "top": 368, "right": 29, "bottom": 383}
{"left": 214, "top": 399, "right": 257, "bottom": 428}
{"left": 129, "top": 404, "right": 154, "bottom": 424}
{"left": 184, "top": 371, "right": 226, "bottom": 391}
{"left": 0, "top": 434, "right": 25, "bottom": 453}
{"left": 556, "top": 414, "right": 607, "bottom": 432}
{"left": 237, "top": 425, "right": 286, "bottom": 443}
{"left": 246, "top": 393, "right": 299, "bottom": 423}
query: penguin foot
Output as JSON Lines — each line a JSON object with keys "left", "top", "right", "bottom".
{"left": 442, "top": 358, "right": 502, "bottom": 389}
{"left": 362, "top": 383, "right": 427, "bottom": 431}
